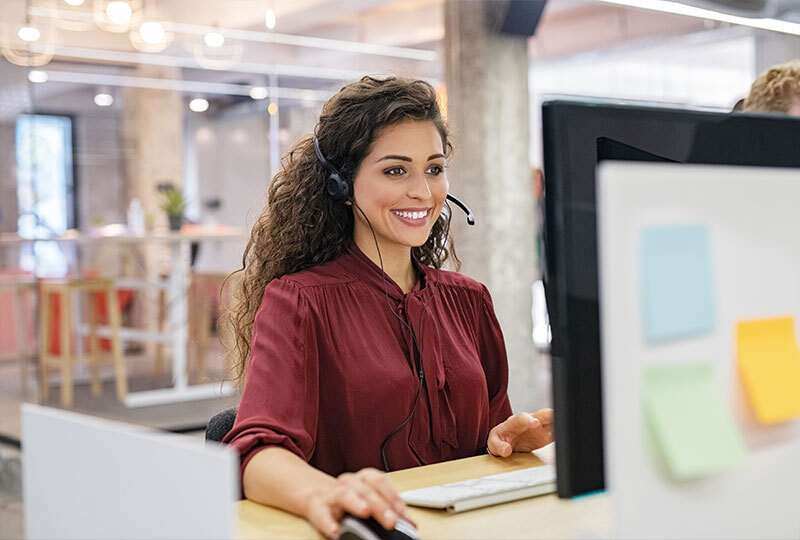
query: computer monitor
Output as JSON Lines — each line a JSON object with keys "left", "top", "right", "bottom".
{"left": 541, "top": 99, "right": 800, "bottom": 498}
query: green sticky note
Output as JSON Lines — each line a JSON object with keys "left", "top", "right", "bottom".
{"left": 642, "top": 361, "right": 745, "bottom": 480}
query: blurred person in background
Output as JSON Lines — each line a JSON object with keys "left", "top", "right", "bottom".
{"left": 743, "top": 60, "right": 800, "bottom": 116}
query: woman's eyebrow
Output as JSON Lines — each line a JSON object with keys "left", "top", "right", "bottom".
{"left": 375, "top": 153, "right": 446, "bottom": 163}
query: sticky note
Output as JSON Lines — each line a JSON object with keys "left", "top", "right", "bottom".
{"left": 640, "top": 225, "right": 715, "bottom": 343}
{"left": 736, "top": 317, "right": 800, "bottom": 424}
{"left": 642, "top": 361, "right": 745, "bottom": 480}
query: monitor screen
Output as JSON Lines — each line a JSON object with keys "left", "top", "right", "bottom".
{"left": 542, "top": 99, "right": 800, "bottom": 497}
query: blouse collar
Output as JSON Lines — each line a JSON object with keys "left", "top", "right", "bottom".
{"left": 342, "top": 242, "right": 430, "bottom": 302}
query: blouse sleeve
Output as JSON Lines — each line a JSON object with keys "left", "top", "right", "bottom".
{"left": 477, "top": 284, "right": 513, "bottom": 429}
{"left": 222, "top": 277, "right": 319, "bottom": 478}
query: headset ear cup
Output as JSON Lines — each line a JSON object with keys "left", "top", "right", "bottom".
{"left": 326, "top": 173, "right": 349, "bottom": 201}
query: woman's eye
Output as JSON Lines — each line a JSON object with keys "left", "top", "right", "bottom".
{"left": 427, "top": 165, "right": 444, "bottom": 175}
{"left": 384, "top": 167, "right": 406, "bottom": 177}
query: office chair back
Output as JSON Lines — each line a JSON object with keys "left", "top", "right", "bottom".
{"left": 206, "top": 407, "right": 237, "bottom": 443}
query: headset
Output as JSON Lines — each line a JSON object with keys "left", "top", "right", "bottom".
{"left": 313, "top": 135, "right": 475, "bottom": 470}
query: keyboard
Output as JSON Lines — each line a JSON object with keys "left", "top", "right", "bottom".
{"left": 400, "top": 464, "right": 556, "bottom": 513}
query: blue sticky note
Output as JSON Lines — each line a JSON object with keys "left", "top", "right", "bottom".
{"left": 640, "top": 225, "right": 715, "bottom": 343}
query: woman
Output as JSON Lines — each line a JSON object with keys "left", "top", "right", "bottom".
{"left": 223, "top": 75, "right": 553, "bottom": 538}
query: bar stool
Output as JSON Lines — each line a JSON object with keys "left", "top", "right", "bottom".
{"left": 0, "top": 272, "right": 37, "bottom": 396}
{"left": 38, "top": 278, "right": 127, "bottom": 407}
{"left": 189, "top": 272, "right": 234, "bottom": 382}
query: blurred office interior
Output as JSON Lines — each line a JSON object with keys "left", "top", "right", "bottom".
{"left": 1, "top": 1, "right": 799, "bottom": 537}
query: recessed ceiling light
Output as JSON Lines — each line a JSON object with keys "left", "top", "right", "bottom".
{"left": 189, "top": 97, "right": 209, "bottom": 112}
{"left": 249, "top": 86, "right": 268, "bottom": 100}
{"left": 64, "top": 0, "right": 86, "bottom": 6}
{"left": 203, "top": 31, "right": 225, "bottom": 48}
{"left": 94, "top": 93, "right": 114, "bottom": 107}
{"left": 28, "top": 70, "right": 48, "bottom": 83}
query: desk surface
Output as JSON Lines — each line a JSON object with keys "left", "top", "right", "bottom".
{"left": 236, "top": 453, "right": 610, "bottom": 539}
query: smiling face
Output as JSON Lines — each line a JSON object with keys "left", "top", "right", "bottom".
{"left": 351, "top": 119, "right": 449, "bottom": 253}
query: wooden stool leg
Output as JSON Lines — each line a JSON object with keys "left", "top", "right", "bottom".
{"left": 108, "top": 287, "right": 127, "bottom": 401}
{"left": 13, "top": 286, "right": 28, "bottom": 397}
{"left": 38, "top": 287, "right": 51, "bottom": 403}
{"left": 60, "top": 289, "right": 74, "bottom": 408}
{"left": 88, "top": 292, "right": 102, "bottom": 397}
{"left": 154, "top": 288, "right": 165, "bottom": 377}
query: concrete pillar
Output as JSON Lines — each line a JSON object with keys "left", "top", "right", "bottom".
{"left": 121, "top": 66, "right": 185, "bottom": 228}
{"left": 444, "top": 0, "right": 541, "bottom": 412}
{"left": 754, "top": 30, "right": 800, "bottom": 74}
{"left": 0, "top": 122, "right": 18, "bottom": 235}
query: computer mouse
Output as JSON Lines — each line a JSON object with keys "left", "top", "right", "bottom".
{"left": 337, "top": 513, "right": 419, "bottom": 540}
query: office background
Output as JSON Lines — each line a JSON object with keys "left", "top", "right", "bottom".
{"left": 1, "top": 1, "right": 799, "bottom": 538}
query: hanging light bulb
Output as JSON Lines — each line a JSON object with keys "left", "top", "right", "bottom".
{"left": 94, "top": 0, "right": 142, "bottom": 33}
{"left": 265, "top": 8, "right": 276, "bottom": 30}
{"left": 193, "top": 22, "right": 241, "bottom": 70}
{"left": 2, "top": 0, "right": 55, "bottom": 67}
{"left": 17, "top": 26, "right": 41, "bottom": 42}
{"left": 106, "top": 1, "right": 132, "bottom": 25}
{"left": 55, "top": 0, "right": 93, "bottom": 31}
{"left": 129, "top": 1, "right": 173, "bottom": 52}
{"left": 267, "top": 102, "right": 278, "bottom": 116}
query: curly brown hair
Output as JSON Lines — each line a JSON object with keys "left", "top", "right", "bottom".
{"left": 224, "top": 75, "right": 459, "bottom": 384}
{"left": 743, "top": 60, "right": 800, "bottom": 113}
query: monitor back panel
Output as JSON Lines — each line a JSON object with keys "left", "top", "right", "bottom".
{"left": 22, "top": 404, "right": 239, "bottom": 540}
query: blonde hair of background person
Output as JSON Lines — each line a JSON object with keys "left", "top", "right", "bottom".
{"left": 743, "top": 60, "right": 800, "bottom": 116}
{"left": 221, "top": 76, "right": 554, "bottom": 539}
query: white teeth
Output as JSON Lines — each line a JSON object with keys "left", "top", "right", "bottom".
{"left": 393, "top": 210, "right": 428, "bottom": 220}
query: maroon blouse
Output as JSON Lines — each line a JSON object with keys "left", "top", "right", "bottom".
{"left": 223, "top": 243, "right": 512, "bottom": 479}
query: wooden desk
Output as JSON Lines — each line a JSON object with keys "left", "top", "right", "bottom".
{"left": 236, "top": 454, "right": 610, "bottom": 539}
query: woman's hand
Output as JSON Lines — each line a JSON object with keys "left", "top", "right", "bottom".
{"left": 487, "top": 409, "right": 554, "bottom": 457}
{"left": 304, "top": 467, "right": 412, "bottom": 539}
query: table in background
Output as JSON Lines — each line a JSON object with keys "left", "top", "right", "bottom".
{"left": 0, "top": 227, "right": 243, "bottom": 407}
{"left": 236, "top": 453, "right": 610, "bottom": 539}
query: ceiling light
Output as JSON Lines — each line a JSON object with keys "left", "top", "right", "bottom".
{"left": 28, "top": 70, "right": 48, "bottom": 83}
{"left": 64, "top": 0, "right": 85, "bottom": 5}
{"left": 189, "top": 97, "right": 209, "bottom": 112}
{"left": 265, "top": 8, "right": 276, "bottom": 30}
{"left": 17, "top": 26, "right": 41, "bottom": 43}
{"left": 94, "top": 93, "right": 114, "bottom": 107}
{"left": 106, "top": 1, "right": 133, "bottom": 26}
{"left": 138, "top": 21, "right": 165, "bottom": 44}
{"left": 596, "top": 0, "right": 800, "bottom": 36}
{"left": 203, "top": 31, "right": 224, "bottom": 48}
{"left": 267, "top": 101, "right": 278, "bottom": 116}
{"left": 249, "top": 86, "right": 268, "bottom": 100}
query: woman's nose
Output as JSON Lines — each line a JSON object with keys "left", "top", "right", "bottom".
{"left": 407, "top": 171, "right": 432, "bottom": 199}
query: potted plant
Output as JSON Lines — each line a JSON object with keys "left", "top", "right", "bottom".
{"left": 157, "top": 183, "right": 187, "bottom": 231}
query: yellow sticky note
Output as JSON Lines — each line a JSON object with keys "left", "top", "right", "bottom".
{"left": 736, "top": 317, "right": 800, "bottom": 424}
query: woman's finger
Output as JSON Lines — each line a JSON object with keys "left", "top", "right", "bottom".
{"left": 306, "top": 496, "right": 342, "bottom": 539}
{"left": 532, "top": 408, "right": 554, "bottom": 426}
{"left": 358, "top": 469, "right": 407, "bottom": 516}
{"left": 487, "top": 428, "right": 514, "bottom": 457}
{"left": 342, "top": 474, "right": 396, "bottom": 530}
